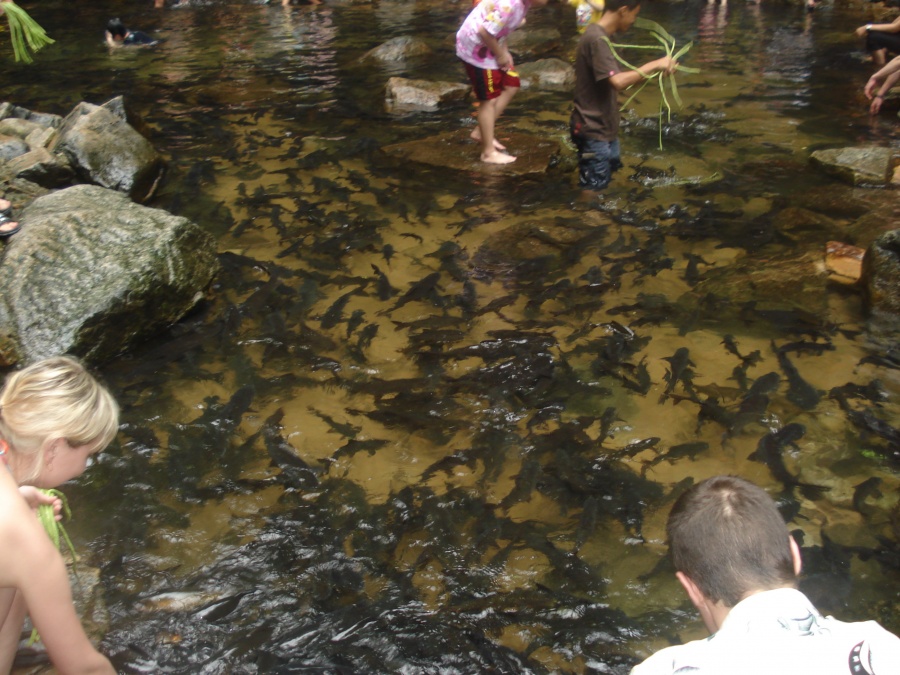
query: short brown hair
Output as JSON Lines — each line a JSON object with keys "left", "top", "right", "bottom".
{"left": 666, "top": 476, "right": 796, "bottom": 607}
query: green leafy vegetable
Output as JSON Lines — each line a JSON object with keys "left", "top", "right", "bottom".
{"left": 28, "top": 489, "right": 77, "bottom": 646}
{"left": 2, "top": 1, "right": 54, "bottom": 64}
{"left": 603, "top": 17, "right": 700, "bottom": 149}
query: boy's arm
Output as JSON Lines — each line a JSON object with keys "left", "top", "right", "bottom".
{"left": 9, "top": 515, "right": 115, "bottom": 675}
{"left": 477, "top": 26, "right": 513, "bottom": 70}
{"left": 609, "top": 56, "right": 678, "bottom": 91}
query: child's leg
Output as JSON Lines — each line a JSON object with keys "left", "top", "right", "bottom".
{"left": 478, "top": 86, "right": 519, "bottom": 164}
{"left": 0, "top": 589, "right": 26, "bottom": 673}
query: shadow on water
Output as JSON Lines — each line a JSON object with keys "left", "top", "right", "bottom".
{"left": 5, "top": 0, "right": 899, "bottom": 672}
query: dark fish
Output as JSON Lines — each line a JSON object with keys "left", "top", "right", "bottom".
{"left": 746, "top": 371, "right": 781, "bottom": 398}
{"left": 319, "top": 289, "right": 360, "bottom": 329}
{"left": 722, "top": 334, "right": 762, "bottom": 367}
{"left": 371, "top": 264, "right": 397, "bottom": 301}
{"left": 499, "top": 458, "right": 542, "bottom": 510}
{"left": 748, "top": 423, "right": 828, "bottom": 500}
{"left": 262, "top": 409, "right": 320, "bottom": 488}
{"left": 828, "top": 381, "right": 887, "bottom": 404}
{"left": 852, "top": 477, "right": 883, "bottom": 515}
{"left": 345, "top": 309, "right": 366, "bottom": 338}
{"left": 775, "top": 344, "right": 821, "bottom": 410}
{"left": 308, "top": 407, "right": 360, "bottom": 439}
{"left": 642, "top": 441, "right": 709, "bottom": 473}
{"left": 455, "top": 280, "right": 478, "bottom": 316}
{"left": 195, "top": 592, "right": 249, "bottom": 623}
{"left": 597, "top": 407, "right": 620, "bottom": 443}
{"left": 388, "top": 272, "right": 444, "bottom": 312}
{"left": 330, "top": 438, "right": 390, "bottom": 462}
{"left": 857, "top": 349, "right": 900, "bottom": 371}
{"left": 617, "top": 436, "right": 661, "bottom": 457}
{"left": 475, "top": 294, "right": 518, "bottom": 319}
{"left": 660, "top": 347, "right": 695, "bottom": 402}
{"left": 683, "top": 252, "right": 711, "bottom": 286}
{"left": 381, "top": 244, "right": 395, "bottom": 264}
{"left": 399, "top": 232, "right": 423, "bottom": 243}
{"left": 574, "top": 496, "right": 599, "bottom": 553}
{"left": 777, "top": 340, "right": 836, "bottom": 357}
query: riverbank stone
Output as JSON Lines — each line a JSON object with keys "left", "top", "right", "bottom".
{"left": 49, "top": 102, "right": 164, "bottom": 202}
{"left": 0, "top": 185, "right": 219, "bottom": 366}
{"left": 809, "top": 146, "right": 894, "bottom": 186}
{"left": 861, "top": 228, "right": 900, "bottom": 324}
{"left": 361, "top": 36, "right": 432, "bottom": 63}
{"left": 385, "top": 78, "right": 470, "bottom": 113}
{"left": 517, "top": 58, "right": 575, "bottom": 92}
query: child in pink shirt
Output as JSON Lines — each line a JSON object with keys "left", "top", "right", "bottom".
{"left": 456, "top": 0, "right": 549, "bottom": 164}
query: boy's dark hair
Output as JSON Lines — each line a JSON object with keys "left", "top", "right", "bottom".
{"left": 107, "top": 18, "right": 127, "bottom": 38}
{"left": 603, "top": 0, "right": 641, "bottom": 12}
{"left": 666, "top": 475, "right": 796, "bottom": 607}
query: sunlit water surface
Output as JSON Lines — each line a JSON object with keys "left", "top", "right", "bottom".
{"left": 4, "top": 0, "right": 899, "bottom": 672}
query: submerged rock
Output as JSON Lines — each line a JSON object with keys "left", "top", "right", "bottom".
{"left": 382, "top": 128, "right": 559, "bottom": 176}
{"left": 861, "top": 228, "right": 900, "bottom": 324}
{"left": 385, "top": 77, "right": 469, "bottom": 112}
{"left": 809, "top": 146, "right": 895, "bottom": 186}
{"left": 517, "top": 58, "right": 575, "bottom": 92}
{"left": 0, "top": 185, "right": 219, "bottom": 365}
{"left": 361, "top": 36, "right": 432, "bottom": 62}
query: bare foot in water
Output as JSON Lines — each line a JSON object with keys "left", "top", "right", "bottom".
{"left": 470, "top": 129, "right": 506, "bottom": 152}
{"left": 481, "top": 149, "right": 516, "bottom": 164}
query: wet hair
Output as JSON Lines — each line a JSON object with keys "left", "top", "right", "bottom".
{"left": 666, "top": 475, "right": 796, "bottom": 607}
{"left": 107, "top": 18, "right": 127, "bottom": 38}
{"left": 603, "top": 0, "right": 640, "bottom": 12}
{"left": 0, "top": 356, "right": 119, "bottom": 481}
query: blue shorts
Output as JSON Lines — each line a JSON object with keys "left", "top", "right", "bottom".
{"left": 570, "top": 131, "right": 622, "bottom": 191}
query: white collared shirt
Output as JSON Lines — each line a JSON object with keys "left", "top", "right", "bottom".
{"left": 631, "top": 588, "right": 900, "bottom": 675}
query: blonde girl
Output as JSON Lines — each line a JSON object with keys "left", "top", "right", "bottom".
{"left": 0, "top": 356, "right": 118, "bottom": 675}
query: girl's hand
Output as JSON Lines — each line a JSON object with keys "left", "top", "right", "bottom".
{"left": 18, "top": 486, "right": 63, "bottom": 520}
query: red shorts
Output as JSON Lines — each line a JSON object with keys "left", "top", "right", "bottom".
{"left": 464, "top": 62, "right": 521, "bottom": 101}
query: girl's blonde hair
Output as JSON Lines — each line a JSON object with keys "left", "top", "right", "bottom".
{"left": 0, "top": 355, "right": 119, "bottom": 481}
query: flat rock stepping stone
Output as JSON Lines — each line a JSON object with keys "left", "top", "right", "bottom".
{"left": 382, "top": 129, "right": 558, "bottom": 176}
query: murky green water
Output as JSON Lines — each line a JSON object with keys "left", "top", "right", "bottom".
{"left": 5, "top": 0, "right": 899, "bottom": 672}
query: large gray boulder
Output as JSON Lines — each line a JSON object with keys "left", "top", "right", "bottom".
{"left": 49, "top": 102, "right": 165, "bottom": 202}
{"left": 809, "top": 147, "right": 894, "bottom": 186}
{"left": 0, "top": 185, "right": 219, "bottom": 365}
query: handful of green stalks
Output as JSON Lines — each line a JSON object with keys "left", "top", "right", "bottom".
{"left": 2, "top": 0, "right": 54, "bottom": 64}
{"left": 604, "top": 17, "right": 700, "bottom": 149}
{"left": 28, "top": 488, "right": 77, "bottom": 646}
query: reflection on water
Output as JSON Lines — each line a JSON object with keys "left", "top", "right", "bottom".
{"left": 6, "top": 0, "right": 898, "bottom": 672}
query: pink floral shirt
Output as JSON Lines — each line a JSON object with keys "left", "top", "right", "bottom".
{"left": 456, "top": 0, "right": 530, "bottom": 70}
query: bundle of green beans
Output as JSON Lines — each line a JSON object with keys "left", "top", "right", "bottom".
{"left": 28, "top": 489, "right": 77, "bottom": 646}
{"left": 2, "top": 0, "right": 54, "bottom": 64}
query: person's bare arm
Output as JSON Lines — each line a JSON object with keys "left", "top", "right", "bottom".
{"left": 9, "top": 513, "right": 115, "bottom": 675}
{"left": 609, "top": 56, "right": 678, "bottom": 91}
{"left": 856, "top": 15, "right": 900, "bottom": 37}
{"left": 478, "top": 26, "right": 513, "bottom": 70}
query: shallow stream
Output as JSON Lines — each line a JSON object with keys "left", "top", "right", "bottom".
{"left": 3, "top": 0, "right": 899, "bottom": 672}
